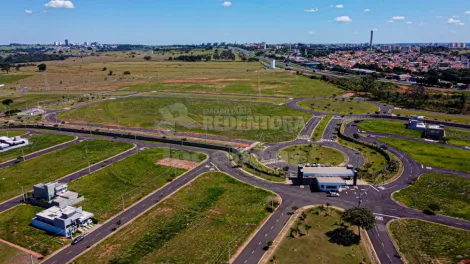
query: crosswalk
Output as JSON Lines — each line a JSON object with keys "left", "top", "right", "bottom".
{"left": 297, "top": 135, "right": 311, "bottom": 141}
{"left": 319, "top": 139, "right": 335, "bottom": 142}
{"left": 262, "top": 159, "right": 283, "bottom": 165}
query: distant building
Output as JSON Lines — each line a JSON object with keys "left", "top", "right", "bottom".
{"left": 32, "top": 206, "right": 93, "bottom": 238}
{"left": 54, "top": 42, "right": 60, "bottom": 46}
{"left": 425, "top": 125, "right": 446, "bottom": 140}
{"left": 269, "top": 59, "right": 276, "bottom": 69}
{"left": 408, "top": 115, "right": 426, "bottom": 131}
{"left": 65, "top": 39, "right": 69, "bottom": 46}
{"left": 369, "top": 30, "right": 374, "bottom": 51}
{"left": 449, "top": 43, "right": 466, "bottom": 49}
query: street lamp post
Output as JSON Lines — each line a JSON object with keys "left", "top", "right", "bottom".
{"left": 17, "top": 183, "right": 25, "bottom": 202}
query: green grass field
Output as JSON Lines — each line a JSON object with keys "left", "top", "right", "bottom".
{"left": 0, "top": 241, "right": 32, "bottom": 264}
{"left": 0, "top": 131, "right": 27, "bottom": 137}
{"left": 312, "top": 116, "right": 332, "bottom": 141}
{"left": 57, "top": 97, "right": 311, "bottom": 142}
{"left": 0, "top": 93, "right": 79, "bottom": 110}
{"left": 0, "top": 134, "right": 74, "bottom": 164}
{"left": 0, "top": 75, "right": 32, "bottom": 85}
{"left": 379, "top": 138, "right": 470, "bottom": 173}
{"left": 233, "top": 152, "right": 286, "bottom": 182}
{"left": 357, "top": 120, "right": 422, "bottom": 138}
{"left": 69, "top": 148, "right": 206, "bottom": 221}
{"left": 279, "top": 144, "right": 346, "bottom": 166}
{"left": 136, "top": 92, "right": 290, "bottom": 104}
{"left": 394, "top": 173, "right": 470, "bottom": 221}
{"left": 272, "top": 207, "right": 371, "bottom": 264}
{"left": 337, "top": 138, "right": 390, "bottom": 182}
{"left": 389, "top": 219, "right": 470, "bottom": 263}
{"left": 124, "top": 69, "right": 343, "bottom": 98}
{"left": 0, "top": 205, "right": 64, "bottom": 256}
{"left": 392, "top": 109, "right": 470, "bottom": 124}
{"left": 446, "top": 128, "right": 470, "bottom": 146}
{"left": 74, "top": 172, "right": 274, "bottom": 264}
{"left": 0, "top": 140, "right": 133, "bottom": 202}
{"left": 297, "top": 98, "right": 379, "bottom": 115}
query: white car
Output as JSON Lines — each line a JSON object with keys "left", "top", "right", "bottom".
{"left": 327, "top": 192, "right": 340, "bottom": 197}
{"left": 465, "top": 146, "right": 470, "bottom": 150}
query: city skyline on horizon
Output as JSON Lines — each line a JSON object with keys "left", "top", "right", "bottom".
{"left": 2, "top": 0, "right": 470, "bottom": 45}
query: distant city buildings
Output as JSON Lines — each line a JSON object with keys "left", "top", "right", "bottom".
{"left": 449, "top": 42, "right": 466, "bottom": 49}
{"left": 65, "top": 39, "right": 69, "bottom": 46}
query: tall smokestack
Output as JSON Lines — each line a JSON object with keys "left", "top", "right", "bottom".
{"left": 369, "top": 30, "right": 374, "bottom": 51}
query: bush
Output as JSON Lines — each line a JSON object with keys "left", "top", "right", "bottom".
{"left": 123, "top": 71, "right": 131, "bottom": 75}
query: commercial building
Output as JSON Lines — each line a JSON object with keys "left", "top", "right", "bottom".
{"left": 297, "top": 164, "right": 357, "bottom": 191}
{"left": 425, "top": 125, "right": 446, "bottom": 140}
{"left": 32, "top": 206, "right": 93, "bottom": 238}
{"left": 65, "top": 39, "right": 69, "bottom": 46}
{"left": 269, "top": 59, "right": 276, "bottom": 69}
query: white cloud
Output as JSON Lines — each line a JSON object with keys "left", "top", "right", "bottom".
{"left": 447, "top": 18, "right": 465, "bottom": 25}
{"left": 452, "top": 15, "right": 459, "bottom": 18}
{"left": 387, "top": 20, "right": 394, "bottom": 23}
{"left": 308, "top": 31, "right": 315, "bottom": 35}
{"left": 450, "top": 30, "right": 458, "bottom": 33}
{"left": 334, "top": 16, "right": 351, "bottom": 23}
{"left": 364, "top": 9, "right": 371, "bottom": 12}
{"left": 353, "top": 31, "right": 358, "bottom": 35}
{"left": 406, "top": 21, "right": 412, "bottom": 24}
{"left": 418, "top": 22, "right": 425, "bottom": 26}
{"left": 25, "top": 10, "right": 33, "bottom": 14}
{"left": 44, "top": 0, "right": 74, "bottom": 9}
{"left": 304, "top": 8, "right": 318, "bottom": 13}
{"left": 221, "top": 1, "right": 232, "bottom": 7}
{"left": 391, "top": 16, "right": 405, "bottom": 20}
{"left": 335, "top": 4, "right": 344, "bottom": 8}
{"left": 465, "top": 11, "right": 470, "bottom": 15}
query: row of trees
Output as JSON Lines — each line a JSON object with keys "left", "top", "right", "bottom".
{"left": 0, "top": 53, "right": 68, "bottom": 64}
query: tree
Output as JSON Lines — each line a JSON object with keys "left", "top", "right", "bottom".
{"left": 428, "top": 203, "right": 441, "bottom": 212}
{"left": 2, "top": 98, "right": 13, "bottom": 115}
{"left": 108, "top": 70, "right": 113, "bottom": 76}
{"left": 341, "top": 207, "right": 376, "bottom": 238}
{"left": 304, "top": 224, "right": 312, "bottom": 236}
{"left": 37, "top": 63, "right": 47, "bottom": 71}
{"left": 1, "top": 64, "right": 11, "bottom": 74}
{"left": 143, "top": 56, "right": 152, "bottom": 61}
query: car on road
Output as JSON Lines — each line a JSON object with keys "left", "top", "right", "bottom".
{"left": 327, "top": 192, "right": 340, "bottom": 197}
{"left": 72, "top": 235, "right": 84, "bottom": 245}
{"left": 465, "top": 146, "right": 470, "bottom": 150}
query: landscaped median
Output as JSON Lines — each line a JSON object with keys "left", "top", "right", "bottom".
{"left": 279, "top": 144, "right": 346, "bottom": 166}
{"left": 388, "top": 219, "right": 470, "bottom": 263}
{"left": 73, "top": 172, "right": 278, "bottom": 264}
{"left": 311, "top": 116, "right": 332, "bottom": 141}
{"left": 297, "top": 98, "right": 379, "bottom": 115}
{"left": 0, "top": 140, "right": 133, "bottom": 203}
{"left": 379, "top": 138, "right": 470, "bottom": 173}
{"left": 393, "top": 173, "right": 470, "bottom": 221}
{"left": 0, "top": 133, "right": 75, "bottom": 164}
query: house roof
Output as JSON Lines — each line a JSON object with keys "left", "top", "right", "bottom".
{"left": 316, "top": 177, "right": 347, "bottom": 184}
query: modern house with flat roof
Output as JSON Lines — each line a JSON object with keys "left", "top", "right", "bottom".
{"left": 32, "top": 182, "right": 84, "bottom": 208}
{"left": 408, "top": 115, "right": 426, "bottom": 131}
{"left": 425, "top": 124, "right": 446, "bottom": 140}
{"left": 0, "top": 136, "right": 29, "bottom": 151}
{"left": 296, "top": 164, "right": 357, "bottom": 191}
{"left": 32, "top": 206, "right": 93, "bottom": 238}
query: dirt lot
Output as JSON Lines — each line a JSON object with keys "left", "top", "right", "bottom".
{"left": 156, "top": 158, "right": 200, "bottom": 170}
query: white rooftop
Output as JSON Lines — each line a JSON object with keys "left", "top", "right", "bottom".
{"left": 302, "top": 167, "right": 355, "bottom": 177}
{"left": 316, "top": 176, "right": 347, "bottom": 184}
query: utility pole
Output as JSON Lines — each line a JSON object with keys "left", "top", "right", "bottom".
{"left": 85, "top": 144, "right": 91, "bottom": 174}
{"left": 17, "top": 183, "right": 25, "bottom": 202}
{"left": 21, "top": 147, "right": 25, "bottom": 161}
{"left": 29, "top": 247, "right": 34, "bottom": 264}
{"left": 121, "top": 194, "right": 125, "bottom": 211}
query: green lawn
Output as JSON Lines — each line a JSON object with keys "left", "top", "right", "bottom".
{"left": 338, "top": 138, "right": 390, "bottom": 183}
{"left": 124, "top": 68, "right": 343, "bottom": 98}
{"left": 57, "top": 97, "right": 312, "bottom": 142}
{"left": 0, "top": 131, "right": 27, "bottom": 137}
{"left": 136, "top": 91, "right": 290, "bottom": 104}
{"left": 272, "top": 207, "right": 371, "bottom": 264}
{"left": 312, "top": 116, "right": 332, "bottom": 141}
{"left": 389, "top": 219, "right": 470, "bottom": 263}
{"left": 357, "top": 120, "right": 422, "bottom": 138}
{"left": 232, "top": 152, "right": 286, "bottom": 182}
{"left": 446, "top": 128, "right": 470, "bottom": 146}
{"left": 69, "top": 148, "right": 206, "bottom": 221}
{"left": 392, "top": 109, "right": 470, "bottom": 124}
{"left": 0, "top": 93, "right": 79, "bottom": 110}
{"left": 0, "top": 140, "right": 133, "bottom": 202}
{"left": 394, "top": 173, "right": 470, "bottom": 221}
{"left": 379, "top": 138, "right": 470, "bottom": 173}
{"left": 0, "top": 241, "right": 32, "bottom": 264}
{"left": 279, "top": 144, "right": 346, "bottom": 166}
{"left": 74, "top": 172, "right": 274, "bottom": 264}
{"left": 0, "top": 205, "right": 64, "bottom": 256}
{"left": 0, "top": 75, "right": 32, "bottom": 85}
{"left": 297, "top": 98, "right": 379, "bottom": 115}
{"left": 0, "top": 134, "right": 74, "bottom": 164}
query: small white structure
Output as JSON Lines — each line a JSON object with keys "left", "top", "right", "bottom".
{"left": 0, "top": 136, "right": 29, "bottom": 151}
{"left": 18, "top": 108, "right": 46, "bottom": 117}
{"left": 269, "top": 59, "right": 276, "bottom": 69}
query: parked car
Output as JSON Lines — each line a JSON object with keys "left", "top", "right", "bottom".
{"left": 465, "top": 146, "right": 470, "bottom": 150}
{"left": 327, "top": 192, "right": 340, "bottom": 197}
{"left": 72, "top": 235, "right": 84, "bottom": 245}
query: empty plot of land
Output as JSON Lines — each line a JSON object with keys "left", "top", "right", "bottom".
{"left": 57, "top": 97, "right": 312, "bottom": 142}
{"left": 0, "top": 240, "right": 38, "bottom": 264}
{"left": 0, "top": 140, "right": 133, "bottom": 202}
{"left": 74, "top": 172, "right": 274, "bottom": 264}
{"left": 155, "top": 157, "right": 200, "bottom": 170}
{"left": 389, "top": 219, "right": 470, "bottom": 264}
{"left": 0, "top": 134, "right": 74, "bottom": 164}
{"left": 297, "top": 98, "right": 379, "bottom": 114}
{"left": 69, "top": 148, "right": 206, "bottom": 221}
{"left": 392, "top": 108, "right": 470, "bottom": 124}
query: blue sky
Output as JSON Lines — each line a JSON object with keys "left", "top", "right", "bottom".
{"left": 2, "top": 0, "right": 470, "bottom": 45}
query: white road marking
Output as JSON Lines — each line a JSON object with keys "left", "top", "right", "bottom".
{"left": 374, "top": 213, "right": 400, "bottom": 219}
